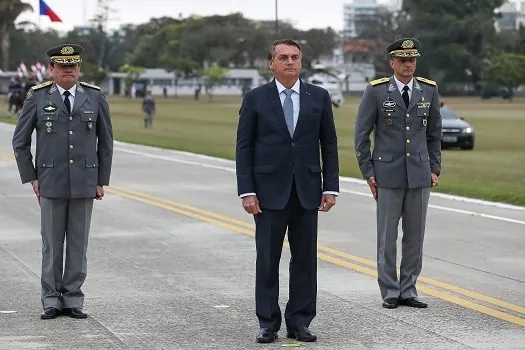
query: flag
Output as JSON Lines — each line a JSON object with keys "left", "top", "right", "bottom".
{"left": 19, "top": 62, "right": 28, "bottom": 76}
{"left": 39, "top": 0, "right": 62, "bottom": 22}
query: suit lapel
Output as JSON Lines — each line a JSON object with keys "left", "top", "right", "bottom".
{"left": 387, "top": 77, "right": 406, "bottom": 112}
{"left": 267, "top": 80, "right": 290, "bottom": 135}
{"left": 293, "top": 80, "right": 310, "bottom": 139}
{"left": 72, "top": 84, "right": 87, "bottom": 115}
{"left": 407, "top": 79, "right": 423, "bottom": 112}
{"left": 48, "top": 83, "right": 68, "bottom": 115}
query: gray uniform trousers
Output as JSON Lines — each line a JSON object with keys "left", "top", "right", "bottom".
{"left": 376, "top": 187, "right": 430, "bottom": 300}
{"left": 40, "top": 197, "right": 94, "bottom": 310}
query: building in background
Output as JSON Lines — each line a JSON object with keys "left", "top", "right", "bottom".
{"left": 495, "top": 0, "right": 525, "bottom": 31}
{"left": 343, "top": 0, "right": 386, "bottom": 38}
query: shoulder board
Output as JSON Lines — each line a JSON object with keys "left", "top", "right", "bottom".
{"left": 415, "top": 77, "right": 436, "bottom": 86}
{"left": 31, "top": 81, "right": 53, "bottom": 91}
{"left": 369, "top": 77, "right": 389, "bottom": 86}
{"left": 80, "top": 82, "right": 100, "bottom": 90}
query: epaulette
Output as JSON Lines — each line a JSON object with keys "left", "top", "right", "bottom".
{"left": 31, "top": 81, "right": 53, "bottom": 91}
{"left": 80, "top": 82, "right": 100, "bottom": 90}
{"left": 369, "top": 77, "right": 389, "bottom": 86}
{"left": 415, "top": 77, "right": 437, "bottom": 86}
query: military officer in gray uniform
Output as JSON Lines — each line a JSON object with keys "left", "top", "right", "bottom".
{"left": 12, "top": 44, "right": 113, "bottom": 319}
{"left": 354, "top": 38, "right": 441, "bottom": 309}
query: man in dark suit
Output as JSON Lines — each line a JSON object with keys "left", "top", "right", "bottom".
{"left": 235, "top": 39, "right": 339, "bottom": 344}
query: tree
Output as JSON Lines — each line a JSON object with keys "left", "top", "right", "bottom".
{"left": 0, "top": 0, "right": 33, "bottom": 70}
{"left": 401, "top": 0, "right": 504, "bottom": 90}
{"left": 82, "top": 62, "right": 108, "bottom": 85}
{"left": 300, "top": 28, "right": 339, "bottom": 67}
{"left": 485, "top": 53, "right": 525, "bottom": 101}
{"left": 202, "top": 64, "right": 227, "bottom": 101}
{"left": 119, "top": 64, "right": 145, "bottom": 95}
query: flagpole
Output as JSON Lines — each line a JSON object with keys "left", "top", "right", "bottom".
{"left": 38, "top": 0, "right": 41, "bottom": 31}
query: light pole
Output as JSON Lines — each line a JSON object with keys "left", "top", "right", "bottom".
{"left": 275, "top": 0, "right": 279, "bottom": 38}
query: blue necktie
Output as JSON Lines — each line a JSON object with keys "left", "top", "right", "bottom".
{"left": 283, "top": 89, "right": 294, "bottom": 137}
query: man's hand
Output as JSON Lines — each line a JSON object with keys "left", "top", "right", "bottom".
{"left": 242, "top": 195, "right": 262, "bottom": 214}
{"left": 431, "top": 173, "right": 439, "bottom": 187}
{"left": 31, "top": 180, "right": 40, "bottom": 205}
{"left": 367, "top": 176, "right": 377, "bottom": 200}
{"left": 318, "top": 194, "right": 336, "bottom": 212}
{"left": 95, "top": 185, "right": 104, "bottom": 200}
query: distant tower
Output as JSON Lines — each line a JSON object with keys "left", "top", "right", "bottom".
{"left": 343, "top": 0, "right": 382, "bottom": 38}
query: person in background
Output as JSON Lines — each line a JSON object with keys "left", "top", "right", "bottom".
{"left": 142, "top": 90, "right": 156, "bottom": 128}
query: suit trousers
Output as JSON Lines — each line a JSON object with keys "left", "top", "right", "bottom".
{"left": 254, "top": 181, "right": 318, "bottom": 332}
{"left": 40, "top": 197, "right": 94, "bottom": 310}
{"left": 376, "top": 187, "right": 430, "bottom": 300}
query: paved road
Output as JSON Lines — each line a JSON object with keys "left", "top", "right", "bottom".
{"left": 0, "top": 123, "right": 524, "bottom": 349}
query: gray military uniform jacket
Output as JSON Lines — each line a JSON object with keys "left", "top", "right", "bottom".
{"left": 354, "top": 76, "right": 442, "bottom": 188}
{"left": 12, "top": 81, "right": 113, "bottom": 198}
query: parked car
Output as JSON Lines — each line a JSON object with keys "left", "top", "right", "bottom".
{"left": 440, "top": 104, "right": 475, "bottom": 150}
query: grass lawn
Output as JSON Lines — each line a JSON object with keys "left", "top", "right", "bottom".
{"left": 2, "top": 94, "right": 524, "bottom": 206}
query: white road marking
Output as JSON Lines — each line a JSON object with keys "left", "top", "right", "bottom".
{"left": 114, "top": 146, "right": 525, "bottom": 226}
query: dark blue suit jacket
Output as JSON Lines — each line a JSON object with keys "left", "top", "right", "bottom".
{"left": 235, "top": 79, "right": 339, "bottom": 210}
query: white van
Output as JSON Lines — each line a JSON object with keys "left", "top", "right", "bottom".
{"left": 306, "top": 64, "right": 347, "bottom": 108}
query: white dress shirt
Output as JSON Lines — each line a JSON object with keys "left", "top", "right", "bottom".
{"left": 56, "top": 84, "right": 76, "bottom": 113}
{"left": 239, "top": 79, "right": 338, "bottom": 198}
{"left": 393, "top": 75, "right": 413, "bottom": 101}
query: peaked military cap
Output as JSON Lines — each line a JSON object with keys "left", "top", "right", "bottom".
{"left": 46, "top": 44, "right": 83, "bottom": 65}
{"left": 386, "top": 38, "right": 421, "bottom": 58}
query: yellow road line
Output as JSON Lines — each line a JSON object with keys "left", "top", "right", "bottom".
{"left": 107, "top": 186, "right": 525, "bottom": 327}
{"left": 2, "top": 152, "right": 524, "bottom": 326}
{"left": 109, "top": 185, "right": 525, "bottom": 317}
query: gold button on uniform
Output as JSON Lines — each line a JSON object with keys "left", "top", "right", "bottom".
{"left": 406, "top": 152, "right": 411, "bottom": 157}
{"left": 70, "top": 145, "right": 74, "bottom": 149}
{"left": 69, "top": 117, "right": 73, "bottom": 121}
{"left": 407, "top": 140, "right": 410, "bottom": 144}
{"left": 406, "top": 114, "right": 409, "bottom": 118}
{"left": 69, "top": 131, "right": 73, "bottom": 135}
{"left": 406, "top": 126, "right": 410, "bottom": 130}
{"left": 69, "top": 160, "right": 73, "bottom": 164}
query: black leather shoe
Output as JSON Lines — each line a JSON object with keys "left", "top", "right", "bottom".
{"left": 287, "top": 326, "right": 317, "bottom": 342}
{"left": 256, "top": 328, "right": 278, "bottom": 343}
{"left": 63, "top": 307, "right": 88, "bottom": 319}
{"left": 399, "top": 298, "right": 428, "bottom": 308}
{"left": 40, "top": 308, "right": 60, "bottom": 320}
{"left": 382, "top": 298, "right": 399, "bottom": 309}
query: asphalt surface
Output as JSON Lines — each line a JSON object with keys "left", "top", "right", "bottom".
{"left": 0, "top": 122, "right": 524, "bottom": 349}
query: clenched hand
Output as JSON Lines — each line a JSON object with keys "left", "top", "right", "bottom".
{"left": 367, "top": 176, "right": 377, "bottom": 200}
{"left": 95, "top": 185, "right": 104, "bottom": 200}
{"left": 31, "top": 180, "right": 40, "bottom": 206}
{"left": 242, "top": 195, "right": 262, "bottom": 214}
{"left": 318, "top": 194, "right": 336, "bottom": 212}
{"left": 431, "top": 173, "right": 439, "bottom": 187}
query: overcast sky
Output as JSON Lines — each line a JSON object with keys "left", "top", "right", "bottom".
{"left": 18, "top": 0, "right": 393, "bottom": 32}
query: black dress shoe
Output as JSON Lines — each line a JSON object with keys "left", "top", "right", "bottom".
{"left": 40, "top": 308, "right": 60, "bottom": 320}
{"left": 382, "top": 298, "right": 399, "bottom": 309}
{"left": 63, "top": 307, "right": 88, "bottom": 319}
{"left": 287, "top": 326, "right": 317, "bottom": 342}
{"left": 256, "top": 328, "right": 278, "bottom": 343}
{"left": 399, "top": 298, "right": 428, "bottom": 308}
